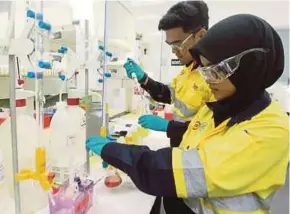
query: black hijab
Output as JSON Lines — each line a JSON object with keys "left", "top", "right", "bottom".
{"left": 190, "top": 14, "right": 285, "bottom": 126}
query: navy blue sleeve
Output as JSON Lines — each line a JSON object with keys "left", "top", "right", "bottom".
{"left": 167, "top": 121, "right": 190, "bottom": 147}
{"left": 140, "top": 73, "right": 172, "bottom": 104}
{"left": 101, "top": 143, "right": 177, "bottom": 197}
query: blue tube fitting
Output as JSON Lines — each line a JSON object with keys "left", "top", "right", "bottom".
{"left": 38, "top": 21, "right": 51, "bottom": 31}
{"left": 58, "top": 49, "right": 66, "bottom": 54}
{"left": 38, "top": 61, "right": 52, "bottom": 69}
{"left": 98, "top": 79, "right": 103, "bottom": 83}
{"left": 36, "top": 13, "right": 43, "bottom": 21}
{"left": 27, "top": 71, "right": 43, "bottom": 79}
{"left": 98, "top": 46, "right": 112, "bottom": 57}
{"left": 104, "top": 72, "right": 111, "bottom": 78}
{"left": 106, "top": 52, "right": 113, "bottom": 57}
{"left": 27, "top": 72, "right": 35, "bottom": 78}
{"left": 60, "top": 46, "right": 68, "bottom": 52}
{"left": 26, "top": 10, "right": 35, "bottom": 19}
{"left": 58, "top": 46, "right": 68, "bottom": 54}
{"left": 58, "top": 49, "right": 65, "bottom": 54}
{"left": 58, "top": 74, "right": 66, "bottom": 81}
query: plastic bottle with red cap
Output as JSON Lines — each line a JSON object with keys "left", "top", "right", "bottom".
{"left": 48, "top": 102, "right": 73, "bottom": 184}
{"left": 0, "top": 98, "right": 47, "bottom": 213}
{"left": 48, "top": 97, "right": 86, "bottom": 185}
{"left": 66, "top": 90, "right": 86, "bottom": 174}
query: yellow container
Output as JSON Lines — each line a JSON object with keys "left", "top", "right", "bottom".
{"left": 125, "top": 126, "right": 150, "bottom": 145}
{"left": 137, "top": 127, "right": 149, "bottom": 137}
{"left": 125, "top": 136, "right": 133, "bottom": 144}
{"left": 132, "top": 131, "right": 141, "bottom": 145}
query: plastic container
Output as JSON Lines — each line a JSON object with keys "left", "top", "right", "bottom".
{"left": 67, "top": 96, "right": 86, "bottom": 174}
{"left": 0, "top": 150, "right": 14, "bottom": 213}
{"left": 48, "top": 102, "right": 86, "bottom": 185}
{"left": 124, "top": 125, "right": 149, "bottom": 145}
{"left": 48, "top": 179, "right": 94, "bottom": 214}
{"left": 0, "top": 99, "right": 47, "bottom": 214}
{"left": 67, "top": 97, "right": 86, "bottom": 156}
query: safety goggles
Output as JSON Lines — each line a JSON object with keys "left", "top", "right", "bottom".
{"left": 197, "top": 48, "right": 268, "bottom": 83}
{"left": 167, "top": 27, "right": 203, "bottom": 50}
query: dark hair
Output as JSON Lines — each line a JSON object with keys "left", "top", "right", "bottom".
{"left": 158, "top": 1, "right": 209, "bottom": 32}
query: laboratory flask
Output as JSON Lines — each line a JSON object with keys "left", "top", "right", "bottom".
{"left": 0, "top": 99, "right": 47, "bottom": 214}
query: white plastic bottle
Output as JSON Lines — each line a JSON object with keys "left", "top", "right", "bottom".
{"left": 66, "top": 94, "right": 86, "bottom": 174}
{"left": 0, "top": 150, "right": 14, "bottom": 213}
{"left": 0, "top": 99, "right": 47, "bottom": 214}
{"left": 48, "top": 100, "right": 86, "bottom": 184}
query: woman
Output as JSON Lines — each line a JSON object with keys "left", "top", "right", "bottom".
{"left": 86, "top": 14, "right": 289, "bottom": 213}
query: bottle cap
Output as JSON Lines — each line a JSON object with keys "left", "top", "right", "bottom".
{"left": 67, "top": 98, "right": 80, "bottom": 106}
{"left": 16, "top": 99, "right": 26, "bottom": 107}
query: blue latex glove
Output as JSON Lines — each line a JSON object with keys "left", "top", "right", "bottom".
{"left": 138, "top": 115, "right": 169, "bottom": 132}
{"left": 123, "top": 58, "right": 145, "bottom": 81}
{"left": 86, "top": 136, "right": 116, "bottom": 156}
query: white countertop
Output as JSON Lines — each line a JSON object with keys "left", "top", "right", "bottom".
{"left": 91, "top": 168, "right": 156, "bottom": 214}
{"left": 7, "top": 114, "right": 170, "bottom": 214}
{"left": 34, "top": 167, "right": 156, "bottom": 214}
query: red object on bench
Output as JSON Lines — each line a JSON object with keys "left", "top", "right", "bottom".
{"left": 0, "top": 118, "right": 6, "bottom": 125}
{"left": 164, "top": 112, "right": 173, "bottom": 121}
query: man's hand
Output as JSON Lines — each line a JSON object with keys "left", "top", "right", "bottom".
{"left": 138, "top": 115, "right": 169, "bottom": 132}
{"left": 123, "top": 58, "right": 145, "bottom": 82}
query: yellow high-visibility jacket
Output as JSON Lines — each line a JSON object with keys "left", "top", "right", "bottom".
{"left": 101, "top": 93, "right": 289, "bottom": 214}
{"left": 173, "top": 99, "right": 289, "bottom": 213}
{"left": 141, "top": 61, "right": 213, "bottom": 122}
{"left": 169, "top": 62, "right": 213, "bottom": 122}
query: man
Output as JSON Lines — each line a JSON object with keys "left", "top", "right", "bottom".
{"left": 124, "top": 1, "right": 212, "bottom": 148}
{"left": 123, "top": 1, "right": 212, "bottom": 213}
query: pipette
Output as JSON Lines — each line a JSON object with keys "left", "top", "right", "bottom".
{"left": 131, "top": 73, "right": 139, "bottom": 84}
{"left": 131, "top": 72, "right": 150, "bottom": 115}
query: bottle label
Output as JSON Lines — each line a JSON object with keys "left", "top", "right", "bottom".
{"left": 0, "top": 160, "right": 6, "bottom": 185}
{"left": 81, "top": 114, "right": 86, "bottom": 128}
{"left": 67, "top": 135, "right": 76, "bottom": 146}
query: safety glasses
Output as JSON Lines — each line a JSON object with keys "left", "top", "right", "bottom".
{"left": 167, "top": 27, "right": 203, "bottom": 50}
{"left": 168, "top": 34, "right": 193, "bottom": 50}
{"left": 197, "top": 48, "right": 269, "bottom": 83}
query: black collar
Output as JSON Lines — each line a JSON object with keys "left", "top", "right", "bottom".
{"left": 227, "top": 91, "right": 271, "bottom": 126}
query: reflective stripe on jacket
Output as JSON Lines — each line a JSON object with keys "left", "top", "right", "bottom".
{"left": 101, "top": 94, "right": 289, "bottom": 214}
{"left": 170, "top": 62, "right": 213, "bottom": 122}
{"left": 173, "top": 100, "right": 289, "bottom": 213}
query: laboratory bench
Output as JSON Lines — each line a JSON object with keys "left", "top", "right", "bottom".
{"left": 33, "top": 112, "right": 170, "bottom": 214}
{"left": 35, "top": 163, "right": 156, "bottom": 214}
